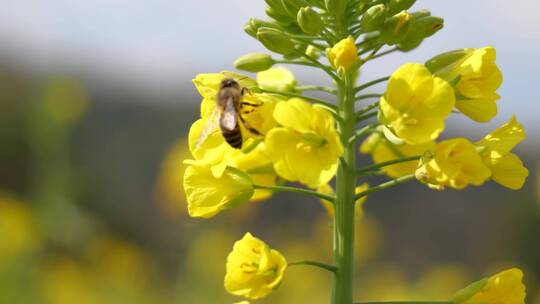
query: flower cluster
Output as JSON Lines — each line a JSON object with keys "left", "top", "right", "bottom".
{"left": 182, "top": 0, "right": 530, "bottom": 302}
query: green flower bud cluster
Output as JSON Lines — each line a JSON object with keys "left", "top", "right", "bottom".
{"left": 235, "top": 0, "right": 446, "bottom": 73}
{"left": 356, "top": 1, "right": 443, "bottom": 52}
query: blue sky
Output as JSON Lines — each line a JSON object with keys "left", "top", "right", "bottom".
{"left": 1, "top": 0, "right": 539, "bottom": 137}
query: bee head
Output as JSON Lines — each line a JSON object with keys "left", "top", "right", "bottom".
{"left": 220, "top": 78, "right": 240, "bottom": 89}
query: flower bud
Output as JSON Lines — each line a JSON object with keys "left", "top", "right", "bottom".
{"left": 387, "top": 0, "right": 416, "bottom": 16}
{"left": 325, "top": 0, "right": 346, "bottom": 15}
{"left": 410, "top": 9, "right": 431, "bottom": 19}
{"left": 424, "top": 49, "right": 469, "bottom": 74}
{"left": 257, "top": 67, "right": 297, "bottom": 92}
{"left": 265, "top": 0, "right": 289, "bottom": 15}
{"left": 398, "top": 15, "right": 443, "bottom": 51}
{"left": 257, "top": 27, "right": 297, "bottom": 55}
{"left": 281, "top": 0, "right": 309, "bottom": 17}
{"left": 380, "top": 11, "right": 413, "bottom": 45}
{"left": 306, "top": 45, "right": 322, "bottom": 58}
{"left": 244, "top": 18, "right": 280, "bottom": 38}
{"left": 327, "top": 36, "right": 360, "bottom": 72}
{"left": 234, "top": 53, "right": 275, "bottom": 72}
{"left": 359, "top": 4, "right": 387, "bottom": 32}
{"left": 266, "top": 7, "right": 295, "bottom": 25}
{"left": 297, "top": 7, "right": 325, "bottom": 35}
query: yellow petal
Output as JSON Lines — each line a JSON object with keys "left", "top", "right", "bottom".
{"left": 488, "top": 153, "right": 528, "bottom": 190}
{"left": 183, "top": 165, "right": 253, "bottom": 218}
{"left": 477, "top": 116, "right": 526, "bottom": 158}
{"left": 455, "top": 98, "right": 498, "bottom": 123}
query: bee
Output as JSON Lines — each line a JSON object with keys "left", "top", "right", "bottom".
{"left": 197, "top": 78, "right": 262, "bottom": 149}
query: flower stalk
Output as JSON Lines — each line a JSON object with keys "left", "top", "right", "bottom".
{"left": 333, "top": 72, "right": 357, "bottom": 304}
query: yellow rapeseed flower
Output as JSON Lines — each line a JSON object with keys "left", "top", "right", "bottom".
{"left": 225, "top": 233, "right": 287, "bottom": 300}
{"left": 360, "top": 132, "right": 434, "bottom": 178}
{"left": 183, "top": 164, "right": 254, "bottom": 218}
{"left": 454, "top": 268, "right": 525, "bottom": 304}
{"left": 327, "top": 36, "right": 360, "bottom": 72}
{"left": 476, "top": 116, "right": 528, "bottom": 189}
{"left": 415, "top": 138, "right": 491, "bottom": 190}
{"left": 435, "top": 47, "right": 503, "bottom": 122}
{"left": 379, "top": 63, "right": 455, "bottom": 144}
{"left": 256, "top": 67, "right": 296, "bottom": 92}
{"left": 265, "top": 98, "right": 343, "bottom": 187}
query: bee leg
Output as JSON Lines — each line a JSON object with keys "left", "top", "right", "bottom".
{"left": 241, "top": 101, "right": 262, "bottom": 107}
{"left": 238, "top": 114, "right": 262, "bottom": 135}
{"left": 241, "top": 87, "right": 252, "bottom": 96}
{"left": 241, "top": 108, "right": 256, "bottom": 115}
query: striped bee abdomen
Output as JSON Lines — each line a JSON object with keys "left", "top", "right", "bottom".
{"left": 221, "top": 123, "right": 243, "bottom": 149}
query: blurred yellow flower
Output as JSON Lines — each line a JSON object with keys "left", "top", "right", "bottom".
{"left": 454, "top": 268, "right": 525, "bottom": 304}
{"left": 435, "top": 47, "right": 502, "bottom": 122}
{"left": 183, "top": 164, "right": 254, "bottom": 218}
{"left": 360, "top": 132, "right": 433, "bottom": 178}
{"left": 225, "top": 233, "right": 287, "bottom": 300}
{"left": 265, "top": 98, "right": 343, "bottom": 187}
{"left": 327, "top": 36, "right": 359, "bottom": 72}
{"left": 155, "top": 139, "right": 191, "bottom": 217}
{"left": 256, "top": 67, "right": 296, "bottom": 92}
{"left": 0, "top": 192, "right": 40, "bottom": 264}
{"left": 476, "top": 116, "right": 528, "bottom": 189}
{"left": 379, "top": 63, "right": 455, "bottom": 144}
{"left": 415, "top": 138, "right": 491, "bottom": 190}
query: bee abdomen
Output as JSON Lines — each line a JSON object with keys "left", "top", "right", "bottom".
{"left": 221, "top": 125, "right": 243, "bottom": 149}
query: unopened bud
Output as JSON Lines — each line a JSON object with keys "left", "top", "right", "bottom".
{"left": 387, "top": 0, "right": 416, "bottom": 16}
{"left": 244, "top": 18, "right": 280, "bottom": 38}
{"left": 410, "top": 9, "right": 431, "bottom": 19}
{"left": 297, "top": 7, "right": 325, "bottom": 35}
{"left": 281, "top": 0, "right": 309, "bottom": 17}
{"left": 398, "top": 15, "right": 443, "bottom": 51}
{"left": 234, "top": 53, "right": 276, "bottom": 72}
{"left": 425, "top": 49, "right": 469, "bottom": 74}
{"left": 306, "top": 45, "right": 322, "bottom": 58}
{"left": 325, "top": 0, "right": 346, "bottom": 15}
{"left": 257, "top": 27, "right": 297, "bottom": 55}
{"left": 359, "top": 4, "right": 387, "bottom": 32}
{"left": 380, "top": 11, "right": 413, "bottom": 45}
{"left": 266, "top": 7, "right": 295, "bottom": 24}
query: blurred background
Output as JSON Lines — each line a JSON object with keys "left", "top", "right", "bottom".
{"left": 1, "top": 0, "right": 539, "bottom": 303}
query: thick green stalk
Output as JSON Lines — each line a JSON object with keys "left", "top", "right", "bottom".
{"left": 333, "top": 73, "right": 357, "bottom": 304}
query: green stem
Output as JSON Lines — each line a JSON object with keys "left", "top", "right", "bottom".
{"left": 354, "top": 301, "right": 451, "bottom": 304}
{"left": 353, "top": 301, "right": 452, "bottom": 304}
{"left": 260, "top": 89, "right": 336, "bottom": 110}
{"left": 356, "top": 101, "right": 380, "bottom": 115}
{"left": 354, "top": 174, "right": 415, "bottom": 201}
{"left": 355, "top": 93, "right": 382, "bottom": 102}
{"left": 348, "top": 124, "right": 377, "bottom": 145}
{"left": 356, "top": 111, "right": 378, "bottom": 122}
{"left": 288, "top": 260, "right": 337, "bottom": 273}
{"left": 332, "top": 72, "right": 357, "bottom": 304}
{"left": 367, "top": 47, "right": 399, "bottom": 61}
{"left": 356, "top": 155, "right": 421, "bottom": 176}
{"left": 296, "top": 85, "right": 338, "bottom": 95}
{"left": 299, "top": 52, "right": 341, "bottom": 83}
{"left": 355, "top": 77, "right": 390, "bottom": 93}
{"left": 252, "top": 184, "right": 335, "bottom": 203}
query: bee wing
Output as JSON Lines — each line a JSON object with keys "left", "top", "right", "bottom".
{"left": 196, "top": 109, "right": 221, "bottom": 148}
{"left": 220, "top": 98, "right": 237, "bottom": 131}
